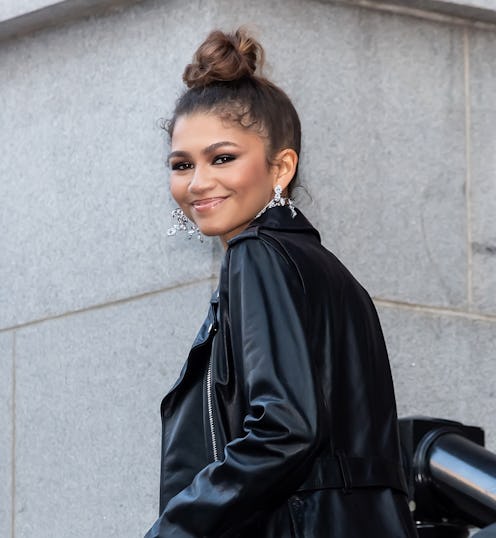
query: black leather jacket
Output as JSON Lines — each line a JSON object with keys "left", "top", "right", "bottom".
{"left": 145, "top": 207, "right": 417, "bottom": 538}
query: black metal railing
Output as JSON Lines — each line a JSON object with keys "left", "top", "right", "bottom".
{"left": 399, "top": 416, "right": 496, "bottom": 538}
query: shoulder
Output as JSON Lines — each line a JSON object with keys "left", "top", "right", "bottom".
{"left": 224, "top": 207, "right": 320, "bottom": 273}
{"left": 219, "top": 232, "right": 310, "bottom": 332}
{"left": 219, "top": 226, "right": 316, "bottom": 309}
{"left": 225, "top": 232, "right": 297, "bottom": 280}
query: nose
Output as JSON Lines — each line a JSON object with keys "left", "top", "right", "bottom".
{"left": 188, "top": 163, "right": 215, "bottom": 194}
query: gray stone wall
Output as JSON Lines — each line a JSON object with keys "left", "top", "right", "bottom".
{"left": 1, "top": 0, "right": 495, "bottom": 536}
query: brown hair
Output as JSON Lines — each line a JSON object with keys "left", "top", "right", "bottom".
{"left": 167, "top": 28, "right": 301, "bottom": 195}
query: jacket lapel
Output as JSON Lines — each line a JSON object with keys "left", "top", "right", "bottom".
{"left": 160, "top": 290, "right": 219, "bottom": 416}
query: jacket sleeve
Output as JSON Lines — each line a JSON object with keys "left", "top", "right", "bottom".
{"left": 145, "top": 237, "right": 320, "bottom": 538}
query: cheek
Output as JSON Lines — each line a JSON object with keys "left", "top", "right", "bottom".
{"left": 169, "top": 178, "right": 193, "bottom": 216}
{"left": 233, "top": 162, "right": 272, "bottom": 195}
{"left": 169, "top": 176, "right": 186, "bottom": 203}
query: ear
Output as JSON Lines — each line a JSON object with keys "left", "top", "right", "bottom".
{"left": 271, "top": 148, "right": 298, "bottom": 192}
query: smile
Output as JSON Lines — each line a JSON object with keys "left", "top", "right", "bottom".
{"left": 191, "top": 197, "right": 227, "bottom": 212}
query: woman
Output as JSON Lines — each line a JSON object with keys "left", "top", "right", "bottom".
{"left": 145, "top": 28, "right": 418, "bottom": 538}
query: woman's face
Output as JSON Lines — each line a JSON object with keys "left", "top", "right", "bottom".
{"left": 168, "top": 112, "right": 276, "bottom": 246}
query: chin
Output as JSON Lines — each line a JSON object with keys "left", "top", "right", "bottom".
{"left": 198, "top": 222, "right": 247, "bottom": 241}
{"left": 197, "top": 224, "right": 228, "bottom": 237}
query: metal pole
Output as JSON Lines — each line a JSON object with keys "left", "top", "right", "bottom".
{"left": 428, "top": 433, "right": 496, "bottom": 527}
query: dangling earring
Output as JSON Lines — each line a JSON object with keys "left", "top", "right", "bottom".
{"left": 167, "top": 208, "right": 204, "bottom": 242}
{"left": 255, "top": 185, "right": 297, "bottom": 219}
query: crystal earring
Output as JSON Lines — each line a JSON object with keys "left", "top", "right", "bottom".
{"left": 167, "top": 208, "right": 203, "bottom": 242}
{"left": 255, "top": 185, "right": 297, "bottom": 219}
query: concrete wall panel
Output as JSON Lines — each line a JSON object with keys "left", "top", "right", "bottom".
{"left": 0, "top": 0, "right": 217, "bottom": 329}
{"left": 379, "top": 305, "right": 496, "bottom": 450}
{"left": 299, "top": 5, "right": 467, "bottom": 309}
{"left": 0, "top": 332, "right": 13, "bottom": 538}
{"left": 0, "top": 0, "right": 473, "bottom": 322}
{"left": 4, "top": 0, "right": 496, "bottom": 34}
{"left": 210, "top": 0, "right": 468, "bottom": 308}
{"left": 469, "top": 29, "right": 496, "bottom": 314}
{"left": 14, "top": 280, "right": 211, "bottom": 538}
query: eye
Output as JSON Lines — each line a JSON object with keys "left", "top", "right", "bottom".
{"left": 170, "top": 161, "right": 193, "bottom": 171}
{"left": 213, "top": 154, "right": 236, "bottom": 165}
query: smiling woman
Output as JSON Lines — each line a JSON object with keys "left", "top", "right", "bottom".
{"left": 144, "top": 28, "right": 418, "bottom": 538}
{"left": 168, "top": 113, "right": 297, "bottom": 246}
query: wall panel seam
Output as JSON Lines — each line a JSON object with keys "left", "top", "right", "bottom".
{"left": 334, "top": 0, "right": 496, "bottom": 31}
{"left": 3, "top": 0, "right": 496, "bottom": 44}
{"left": 0, "top": 0, "right": 146, "bottom": 43}
{"left": 463, "top": 28, "right": 474, "bottom": 311}
{"left": 10, "top": 331, "right": 16, "bottom": 538}
{"left": 0, "top": 276, "right": 218, "bottom": 333}
{"left": 374, "top": 298, "right": 496, "bottom": 322}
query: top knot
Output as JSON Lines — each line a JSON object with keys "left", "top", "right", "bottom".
{"left": 182, "top": 28, "right": 264, "bottom": 89}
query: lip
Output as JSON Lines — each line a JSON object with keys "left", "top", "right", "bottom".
{"left": 191, "top": 197, "right": 227, "bottom": 212}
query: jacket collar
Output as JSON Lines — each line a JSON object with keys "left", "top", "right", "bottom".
{"left": 227, "top": 206, "right": 321, "bottom": 247}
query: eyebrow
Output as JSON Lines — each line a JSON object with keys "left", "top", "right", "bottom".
{"left": 167, "top": 141, "right": 241, "bottom": 162}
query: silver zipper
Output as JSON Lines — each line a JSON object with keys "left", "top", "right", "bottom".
{"left": 206, "top": 356, "right": 219, "bottom": 461}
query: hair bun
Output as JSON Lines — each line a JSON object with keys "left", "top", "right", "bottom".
{"left": 183, "top": 28, "right": 264, "bottom": 89}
